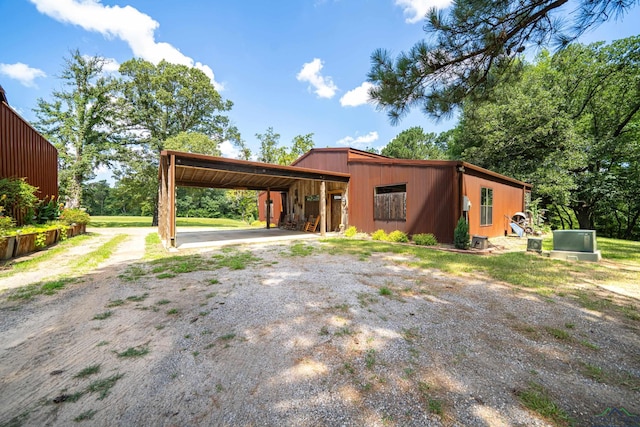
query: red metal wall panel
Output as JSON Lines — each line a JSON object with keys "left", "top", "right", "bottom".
{"left": 462, "top": 173, "right": 526, "bottom": 238}
{"left": 347, "top": 161, "right": 459, "bottom": 243}
{"left": 1, "top": 101, "right": 58, "bottom": 224}
{"left": 257, "top": 191, "right": 284, "bottom": 225}
{"left": 293, "top": 149, "right": 350, "bottom": 174}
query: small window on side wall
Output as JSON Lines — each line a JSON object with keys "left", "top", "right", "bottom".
{"left": 481, "top": 187, "right": 493, "bottom": 226}
{"left": 374, "top": 184, "right": 406, "bottom": 221}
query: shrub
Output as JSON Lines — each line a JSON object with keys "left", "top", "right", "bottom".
{"left": 344, "top": 226, "right": 358, "bottom": 237}
{"left": 34, "top": 197, "right": 62, "bottom": 224}
{"left": 60, "top": 208, "right": 90, "bottom": 225}
{"left": 0, "top": 178, "right": 38, "bottom": 214}
{"left": 413, "top": 233, "right": 438, "bottom": 246}
{"left": 371, "top": 229, "right": 388, "bottom": 241}
{"left": 454, "top": 216, "right": 470, "bottom": 249}
{"left": 387, "top": 230, "right": 409, "bottom": 243}
{"left": 0, "top": 214, "right": 15, "bottom": 236}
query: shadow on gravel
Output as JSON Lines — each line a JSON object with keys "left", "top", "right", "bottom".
{"left": 0, "top": 241, "right": 638, "bottom": 427}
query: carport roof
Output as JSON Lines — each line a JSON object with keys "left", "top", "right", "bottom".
{"left": 160, "top": 150, "right": 350, "bottom": 191}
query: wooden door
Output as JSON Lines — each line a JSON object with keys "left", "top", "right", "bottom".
{"left": 331, "top": 194, "right": 342, "bottom": 231}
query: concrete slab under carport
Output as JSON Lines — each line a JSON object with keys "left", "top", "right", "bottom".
{"left": 175, "top": 227, "right": 337, "bottom": 250}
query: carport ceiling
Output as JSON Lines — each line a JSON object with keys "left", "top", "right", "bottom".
{"left": 163, "top": 150, "right": 350, "bottom": 191}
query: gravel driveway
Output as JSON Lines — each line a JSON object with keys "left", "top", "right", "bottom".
{"left": 0, "top": 231, "right": 638, "bottom": 426}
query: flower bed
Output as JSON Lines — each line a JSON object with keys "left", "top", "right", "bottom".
{"left": 0, "top": 223, "right": 86, "bottom": 261}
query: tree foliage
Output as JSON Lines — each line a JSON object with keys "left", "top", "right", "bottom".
{"left": 381, "top": 126, "right": 447, "bottom": 159}
{"left": 164, "top": 132, "right": 221, "bottom": 156}
{"left": 368, "top": 0, "right": 639, "bottom": 122}
{"left": 117, "top": 59, "right": 236, "bottom": 225}
{"left": 33, "top": 50, "right": 119, "bottom": 208}
{"left": 452, "top": 36, "right": 640, "bottom": 239}
{"left": 255, "top": 128, "right": 315, "bottom": 165}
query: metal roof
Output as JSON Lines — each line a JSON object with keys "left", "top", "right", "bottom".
{"left": 160, "top": 150, "right": 351, "bottom": 192}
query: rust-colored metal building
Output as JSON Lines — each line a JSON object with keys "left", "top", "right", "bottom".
{"left": 260, "top": 148, "right": 531, "bottom": 243}
{"left": 1, "top": 87, "right": 58, "bottom": 223}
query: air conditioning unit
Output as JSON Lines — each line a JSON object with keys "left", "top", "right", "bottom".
{"left": 527, "top": 237, "right": 543, "bottom": 253}
{"left": 552, "top": 230, "right": 597, "bottom": 253}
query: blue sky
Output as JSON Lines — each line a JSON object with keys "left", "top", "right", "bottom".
{"left": 1, "top": 0, "right": 639, "bottom": 169}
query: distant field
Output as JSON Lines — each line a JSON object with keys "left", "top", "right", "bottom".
{"left": 89, "top": 216, "right": 251, "bottom": 229}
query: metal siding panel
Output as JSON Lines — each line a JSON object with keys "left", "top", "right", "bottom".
{"left": 347, "top": 162, "right": 457, "bottom": 243}
{"left": 1, "top": 102, "right": 58, "bottom": 224}
{"left": 463, "top": 174, "right": 525, "bottom": 238}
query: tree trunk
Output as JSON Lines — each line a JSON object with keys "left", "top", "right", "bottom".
{"left": 66, "top": 176, "right": 82, "bottom": 209}
{"left": 573, "top": 205, "right": 593, "bottom": 230}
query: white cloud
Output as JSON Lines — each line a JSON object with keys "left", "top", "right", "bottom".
{"left": 30, "top": 0, "right": 222, "bottom": 89}
{"left": 0, "top": 62, "right": 46, "bottom": 87}
{"left": 296, "top": 58, "right": 338, "bottom": 99}
{"left": 395, "top": 0, "right": 453, "bottom": 24}
{"left": 340, "top": 81, "right": 374, "bottom": 107}
{"left": 219, "top": 140, "right": 240, "bottom": 159}
{"left": 336, "top": 131, "right": 379, "bottom": 148}
{"left": 102, "top": 57, "right": 121, "bottom": 73}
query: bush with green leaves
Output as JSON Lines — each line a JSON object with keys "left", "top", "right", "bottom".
{"left": 412, "top": 233, "right": 438, "bottom": 246}
{"left": 0, "top": 215, "right": 15, "bottom": 237}
{"left": 454, "top": 216, "right": 470, "bottom": 249}
{"left": 0, "top": 177, "right": 38, "bottom": 215}
{"left": 371, "top": 229, "right": 388, "bottom": 241}
{"left": 344, "top": 226, "right": 357, "bottom": 237}
{"left": 387, "top": 230, "right": 409, "bottom": 243}
{"left": 60, "top": 208, "right": 90, "bottom": 225}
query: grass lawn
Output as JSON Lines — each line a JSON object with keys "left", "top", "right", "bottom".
{"left": 323, "top": 236, "right": 640, "bottom": 320}
{"left": 89, "top": 216, "right": 252, "bottom": 228}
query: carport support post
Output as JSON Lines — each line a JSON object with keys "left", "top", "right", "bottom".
{"left": 266, "top": 188, "right": 271, "bottom": 229}
{"left": 169, "top": 154, "right": 176, "bottom": 247}
{"left": 320, "top": 181, "right": 326, "bottom": 236}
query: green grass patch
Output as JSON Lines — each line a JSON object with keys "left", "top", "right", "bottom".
{"left": 166, "top": 308, "right": 179, "bottom": 315}
{"left": 126, "top": 293, "right": 148, "bottom": 302}
{"left": 87, "top": 373, "right": 125, "bottom": 400}
{"left": 212, "top": 251, "right": 261, "bottom": 270}
{"left": 545, "top": 327, "right": 571, "bottom": 340}
{"left": 219, "top": 333, "right": 236, "bottom": 341}
{"left": 156, "top": 299, "right": 171, "bottom": 305}
{"left": 92, "top": 311, "right": 112, "bottom": 320}
{"left": 74, "top": 364, "right": 101, "bottom": 379}
{"left": 322, "top": 238, "right": 640, "bottom": 320}
{"left": 516, "top": 382, "right": 572, "bottom": 426}
{"left": 72, "top": 234, "right": 128, "bottom": 273}
{"left": 106, "top": 299, "right": 125, "bottom": 308}
{"left": 150, "top": 254, "right": 215, "bottom": 275}
{"left": 286, "top": 242, "right": 314, "bottom": 257}
{"left": 116, "top": 346, "right": 149, "bottom": 358}
{"left": 89, "top": 216, "right": 250, "bottom": 228}
{"left": 379, "top": 286, "right": 392, "bottom": 296}
{"left": 143, "top": 232, "right": 166, "bottom": 260}
{"left": 73, "top": 409, "right": 97, "bottom": 422}
{"left": 7, "top": 277, "right": 75, "bottom": 300}
{"left": 428, "top": 399, "right": 443, "bottom": 415}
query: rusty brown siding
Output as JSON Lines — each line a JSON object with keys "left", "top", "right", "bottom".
{"left": 257, "top": 191, "right": 284, "bottom": 224}
{"left": 347, "top": 161, "right": 459, "bottom": 243}
{"left": 463, "top": 173, "right": 526, "bottom": 238}
{"left": 1, "top": 101, "right": 58, "bottom": 223}
{"left": 293, "top": 149, "right": 350, "bottom": 174}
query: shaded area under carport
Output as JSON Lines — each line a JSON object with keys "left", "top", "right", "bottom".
{"left": 175, "top": 227, "right": 337, "bottom": 250}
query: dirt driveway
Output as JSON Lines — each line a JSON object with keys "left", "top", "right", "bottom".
{"left": 0, "top": 230, "right": 638, "bottom": 426}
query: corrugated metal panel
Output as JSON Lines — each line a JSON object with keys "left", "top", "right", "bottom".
{"left": 293, "top": 149, "right": 350, "bottom": 174}
{"left": 347, "top": 161, "right": 458, "bottom": 243}
{"left": 462, "top": 174, "right": 526, "bottom": 238}
{"left": 1, "top": 101, "right": 58, "bottom": 224}
{"left": 258, "top": 191, "right": 284, "bottom": 224}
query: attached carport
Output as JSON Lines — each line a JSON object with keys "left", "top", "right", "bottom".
{"left": 158, "top": 150, "right": 350, "bottom": 248}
